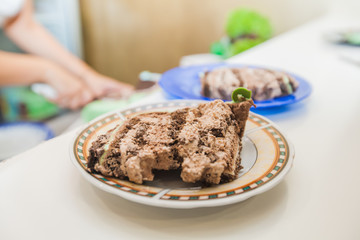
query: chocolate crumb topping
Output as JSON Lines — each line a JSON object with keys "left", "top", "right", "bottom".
{"left": 87, "top": 99, "right": 254, "bottom": 185}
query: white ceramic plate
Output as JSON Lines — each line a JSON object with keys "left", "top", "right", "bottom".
{"left": 70, "top": 100, "right": 295, "bottom": 209}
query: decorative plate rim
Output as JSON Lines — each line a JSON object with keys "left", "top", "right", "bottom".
{"left": 69, "top": 100, "right": 295, "bottom": 209}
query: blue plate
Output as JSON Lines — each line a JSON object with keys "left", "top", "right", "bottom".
{"left": 159, "top": 63, "right": 312, "bottom": 109}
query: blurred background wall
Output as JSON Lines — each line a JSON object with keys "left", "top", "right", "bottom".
{"left": 79, "top": 0, "right": 328, "bottom": 86}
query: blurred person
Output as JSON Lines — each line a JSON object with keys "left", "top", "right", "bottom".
{"left": 0, "top": 0, "right": 134, "bottom": 110}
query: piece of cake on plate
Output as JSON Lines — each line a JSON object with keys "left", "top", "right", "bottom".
{"left": 87, "top": 90, "right": 254, "bottom": 185}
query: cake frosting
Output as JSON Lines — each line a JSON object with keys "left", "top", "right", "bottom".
{"left": 87, "top": 99, "right": 254, "bottom": 185}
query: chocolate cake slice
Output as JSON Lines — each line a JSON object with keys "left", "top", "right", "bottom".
{"left": 201, "top": 67, "right": 299, "bottom": 101}
{"left": 87, "top": 99, "right": 254, "bottom": 185}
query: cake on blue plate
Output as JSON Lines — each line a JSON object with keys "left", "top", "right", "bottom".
{"left": 201, "top": 67, "right": 299, "bottom": 101}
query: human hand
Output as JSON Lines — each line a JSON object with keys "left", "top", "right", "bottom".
{"left": 81, "top": 71, "right": 135, "bottom": 99}
{"left": 43, "top": 63, "right": 94, "bottom": 110}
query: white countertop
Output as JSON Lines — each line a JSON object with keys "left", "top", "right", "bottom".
{"left": 1, "top": 15, "right": 360, "bottom": 240}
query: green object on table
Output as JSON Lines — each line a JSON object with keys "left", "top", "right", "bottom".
{"left": 228, "top": 38, "right": 264, "bottom": 56}
{"left": 210, "top": 37, "right": 231, "bottom": 57}
{"left": 231, "top": 87, "right": 252, "bottom": 103}
{"left": 22, "top": 89, "right": 59, "bottom": 120}
{"left": 211, "top": 8, "right": 272, "bottom": 58}
{"left": 226, "top": 9, "right": 272, "bottom": 40}
{"left": 346, "top": 32, "right": 360, "bottom": 45}
{"left": 81, "top": 92, "right": 148, "bottom": 122}
{"left": 0, "top": 87, "right": 59, "bottom": 122}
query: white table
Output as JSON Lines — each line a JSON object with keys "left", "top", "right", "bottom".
{"left": 1, "top": 15, "right": 360, "bottom": 240}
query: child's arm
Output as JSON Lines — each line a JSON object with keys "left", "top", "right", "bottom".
{"left": 0, "top": 50, "right": 92, "bottom": 109}
{"left": 3, "top": 0, "right": 134, "bottom": 99}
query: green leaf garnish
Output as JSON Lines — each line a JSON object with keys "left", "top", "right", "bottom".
{"left": 282, "top": 76, "right": 293, "bottom": 94}
{"left": 231, "top": 87, "right": 252, "bottom": 103}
